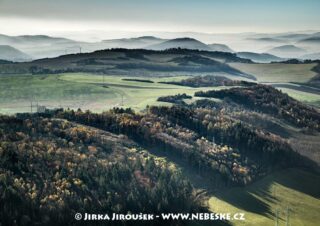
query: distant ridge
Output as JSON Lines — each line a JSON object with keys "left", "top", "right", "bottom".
{"left": 0, "top": 45, "right": 31, "bottom": 61}
{"left": 0, "top": 34, "right": 75, "bottom": 45}
{"left": 267, "top": 45, "right": 307, "bottom": 58}
{"left": 208, "top": 43, "right": 234, "bottom": 52}
{"left": 0, "top": 48, "right": 253, "bottom": 78}
{"left": 147, "top": 37, "right": 211, "bottom": 51}
{"left": 1, "top": 32, "right": 318, "bottom": 60}
{"left": 237, "top": 52, "right": 284, "bottom": 63}
{"left": 299, "top": 37, "right": 320, "bottom": 43}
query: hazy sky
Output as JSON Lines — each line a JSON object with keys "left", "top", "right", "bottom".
{"left": 1, "top": 0, "right": 319, "bottom": 38}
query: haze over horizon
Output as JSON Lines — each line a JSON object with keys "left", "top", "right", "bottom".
{"left": 1, "top": 0, "right": 320, "bottom": 42}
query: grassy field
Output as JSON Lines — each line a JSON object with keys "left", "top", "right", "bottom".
{"left": 1, "top": 70, "right": 319, "bottom": 226}
{"left": 229, "top": 63, "right": 317, "bottom": 83}
{"left": 140, "top": 145, "right": 320, "bottom": 226}
{"left": 208, "top": 168, "right": 320, "bottom": 226}
{"left": 278, "top": 87, "right": 320, "bottom": 107}
{"left": 0, "top": 74, "right": 116, "bottom": 114}
{"left": 228, "top": 63, "right": 320, "bottom": 107}
{"left": 60, "top": 73, "right": 220, "bottom": 111}
{"left": 0, "top": 73, "right": 216, "bottom": 114}
{"left": 1, "top": 67, "right": 320, "bottom": 114}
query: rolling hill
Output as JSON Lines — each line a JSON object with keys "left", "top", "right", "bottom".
{"left": 0, "top": 34, "right": 241, "bottom": 59}
{"left": 299, "top": 37, "right": 320, "bottom": 44}
{"left": 147, "top": 37, "right": 211, "bottom": 51}
{"left": 101, "top": 36, "right": 166, "bottom": 48}
{"left": 0, "top": 45, "right": 31, "bottom": 61}
{"left": 249, "top": 32, "right": 320, "bottom": 42}
{"left": 250, "top": 37, "right": 286, "bottom": 43}
{"left": 1, "top": 79, "right": 319, "bottom": 225}
{"left": 208, "top": 43, "right": 234, "bottom": 52}
{"left": 236, "top": 52, "right": 284, "bottom": 63}
{"left": 275, "top": 33, "right": 311, "bottom": 40}
{"left": 267, "top": 45, "right": 307, "bottom": 58}
{"left": 0, "top": 34, "right": 86, "bottom": 59}
{"left": 0, "top": 48, "right": 252, "bottom": 78}
{"left": 0, "top": 114, "right": 205, "bottom": 226}
{"left": 297, "top": 35, "right": 320, "bottom": 54}
{"left": 0, "top": 32, "right": 319, "bottom": 60}
{"left": 0, "top": 34, "right": 76, "bottom": 46}
{"left": 0, "top": 49, "right": 319, "bottom": 226}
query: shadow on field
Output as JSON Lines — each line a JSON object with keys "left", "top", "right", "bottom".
{"left": 143, "top": 144, "right": 320, "bottom": 222}
{"left": 215, "top": 168, "right": 320, "bottom": 218}
{"left": 270, "top": 168, "right": 320, "bottom": 199}
{"left": 185, "top": 219, "right": 232, "bottom": 226}
{"left": 215, "top": 188, "right": 273, "bottom": 218}
{"left": 143, "top": 147, "right": 233, "bottom": 226}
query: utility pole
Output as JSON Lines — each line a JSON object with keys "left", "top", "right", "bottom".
{"left": 286, "top": 206, "right": 290, "bottom": 226}
{"left": 79, "top": 47, "right": 82, "bottom": 54}
{"left": 275, "top": 209, "right": 279, "bottom": 226}
{"left": 30, "top": 101, "right": 33, "bottom": 113}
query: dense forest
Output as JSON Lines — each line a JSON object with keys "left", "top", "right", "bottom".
{"left": 0, "top": 48, "right": 252, "bottom": 76}
{"left": 122, "top": 78, "right": 154, "bottom": 83}
{"left": 157, "top": 94, "right": 192, "bottom": 104}
{"left": 159, "top": 75, "right": 256, "bottom": 87}
{"left": 53, "top": 105, "right": 310, "bottom": 188}
{"left": 195, "top": 84, "right": 320, "bottom": 130}
{"left": 0, "top": 115, "right": 204, "bottom": 226}
{"left": 1, "top": 81, "right": 319, "bottom": 226}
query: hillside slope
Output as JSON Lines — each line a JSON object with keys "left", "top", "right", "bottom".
{"left": 236, "top": 52, "right": 283, "bottom": 63}
{"left": 208, "top": 44, "right": 234, "bottom": 53}
{"left": 0, "top": 115, "right": 203, "bottom": 226}
{"left": 1, "top": 80, "right": 319, "bottom": 226}
{"left": 209, "top": 168, "right": 320, "bottom": 226}
{"left": 0, "top": 48, "right": 252, "bottom": 78}
{"left": 267, "top": 45, "right": 307, "bottom": 58}
{"left": 0, "top": 45, "right": 31, "bottom": 61}
{"left": 147, "top": 38, "right": 211, "bottom": 51}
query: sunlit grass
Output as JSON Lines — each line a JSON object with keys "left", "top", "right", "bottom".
{"left": 208, "top": 168, "right": 320, "bottom": 226}
{"left": 230, "top": 63, "right": 317, "bottom": 83}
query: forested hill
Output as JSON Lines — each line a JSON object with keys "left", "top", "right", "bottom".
{"left": 0, "top": 115, "right": 205, "bottom": 226}
{"left": 159, "top": 75, "right": 256, "bottom": 87}
{"left": 53, "top": 105, "right": 315, "bottom": 185}
{"left": 195, "top": 84, "right": 320, "bottom": 131}
{"left": 1, "top": 82, "right": 319, "bottom": 225}
{"left": 0, "top": 48, "right": 252, "bottom": 78}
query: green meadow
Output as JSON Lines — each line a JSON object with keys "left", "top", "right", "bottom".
{"left": 0, "top": 73, "right": 214, "bottom": 114}
{"left": 230, "top": 63, "right": 317, "bottom": 83}
{"left": 208, "top": 168, "right": 320, "bottom": 226}
{"left": 1, "top": 64, "right": 320, "bottom": 115}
